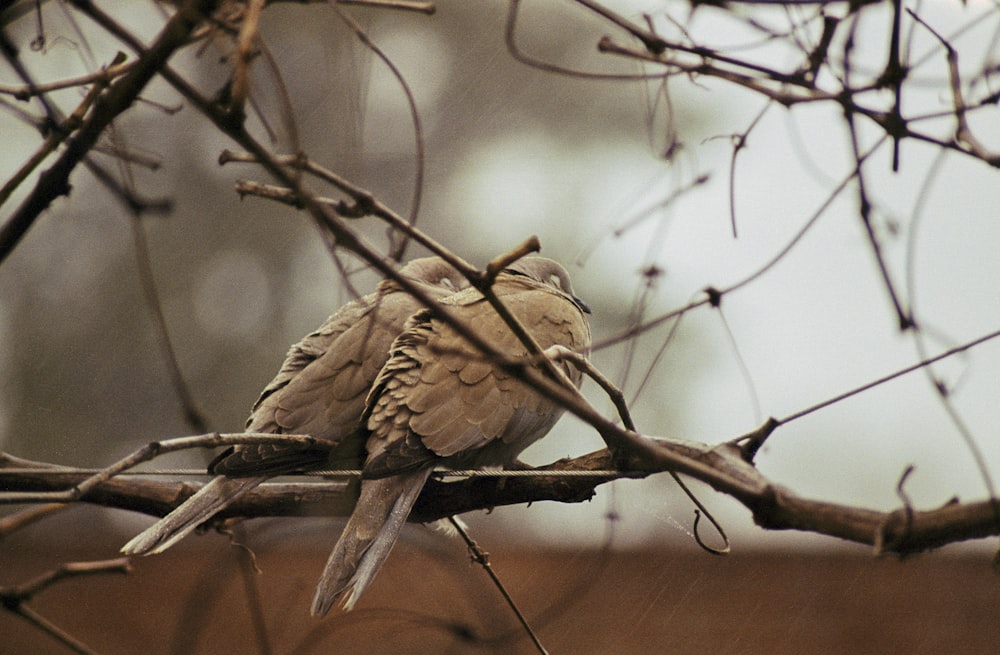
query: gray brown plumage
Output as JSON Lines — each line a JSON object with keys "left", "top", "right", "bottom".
{"left": 122, "top": 258, "right": 468, "bottom": 556}
{"left": 312, "top": 257, "right": 592, "bottom": 615}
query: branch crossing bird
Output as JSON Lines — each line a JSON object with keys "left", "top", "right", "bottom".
{"left": 311, "top": 256, "right": 591, "bottom": 615}
{"left": 121, "top": 255, "right": 591, "bottom": 619}
{"left": 122, "top": 257, "right": 469, "bottom": 556}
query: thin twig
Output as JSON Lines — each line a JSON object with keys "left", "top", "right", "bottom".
{"left": 331, "top": 3, "right": 426, "bottom": 260}
{"left": 0, "top": 58, "right": 133, "bottom": 99}
{"left": 777, "top": 325, "right": 1000, "bottom": 426}
{"left": 128, "top": 214, "right": 209, "bottom": 433}
{"left": 0, "top": 432, "right": 323, "bottom": 504}
{"left": 337, "top": 0, "right": 436, "bottom": 13}
{"left": 725, "top": 101, "right": 771, "bottom": 239}
{"left": 0, "top": 0, "right": 212, "bottom": 264}
{"left": 594, "top": 136, "right": 888, "bottom": 350}
{"left": 224, "top": 155, "right": 477, "bottom": 279}
{"left": 229, "top": 0, "right": 266, "bottom": 117}
{"left": 504, "top": 0, "right": 662, "bottom": 81}
{"left": 448, "top": 517, "right": 548, "bottom": 655}
{"left": 543, "top": 345, "right": 730, "bottom": 554}
{"left": 0, "top": 558, "right": 131, "bottom": 655}
{"left": 907, "top": 9, "right": 1000, "bottom": 166}
{"left": 0, "top": 504, "right": 68, "bottom": 539}
{"left": 543, "top": 345, "right": 635, "bottom": 431}
{"left": 0, "top": 52, "right": 125, "bottom": 209}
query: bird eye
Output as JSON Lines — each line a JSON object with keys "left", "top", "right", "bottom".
{"left": 548, "top": 274, "right": 563, "bottom": 290}
{"left": 440, "top": 277, "right": 456, "bottom": 290}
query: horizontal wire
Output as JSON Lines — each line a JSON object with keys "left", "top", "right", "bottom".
{"left": 432, "top": 469, "right": 624, "bottom": 479}
{"left": 0, "top": 468, "right": 627, "bottom": 479}
{"left": 0, "top": 468, "right": 215, "bottom": 476}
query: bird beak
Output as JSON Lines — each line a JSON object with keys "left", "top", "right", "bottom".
{"left": 572, "top": 294, "right": 592, "bottom": 314}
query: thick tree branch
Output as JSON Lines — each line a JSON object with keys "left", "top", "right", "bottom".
{"left": 1, "top": 437, "right": 994, "bottom": 557}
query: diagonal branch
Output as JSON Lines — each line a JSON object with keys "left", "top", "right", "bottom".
{"left": 1, "top": 558, "right": 131, "bottom": 655}
{"left": 0, "top": 0, "right": 215, "bottom": 264}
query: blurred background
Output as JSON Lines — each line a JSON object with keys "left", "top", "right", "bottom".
{"left": 1, "top": 0, "right": 999, "bottom": 652}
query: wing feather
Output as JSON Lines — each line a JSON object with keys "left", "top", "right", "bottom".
{"left": 363, "top": 267, "right": 591, "bottom": 476}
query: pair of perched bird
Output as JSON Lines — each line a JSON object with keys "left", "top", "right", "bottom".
{"left": 122, "top": 255, "right": 592, "bottom": 616}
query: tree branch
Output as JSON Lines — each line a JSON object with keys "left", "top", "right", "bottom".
{"left": 0, "top": 0, "right": 216, "bottom": 264}
{"left": 2, "top": 435, "right": 994, "bottom": 556}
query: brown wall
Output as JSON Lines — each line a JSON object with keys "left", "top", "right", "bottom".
{"left": 2, "top": 534, "right": 996, "bottom": 654}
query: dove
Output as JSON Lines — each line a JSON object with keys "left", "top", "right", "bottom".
{"left": 311, "top": 256, "right": 591, "bottom": 615}
{"left": 122, "top": 257, "right": 468, "bottom": 556}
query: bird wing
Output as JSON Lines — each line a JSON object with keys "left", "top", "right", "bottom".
{"left": 362, "top": 274, "right": 591, "bottom": 478}
{"left": 212, "top": 275, "right": 461, "bottom": 476}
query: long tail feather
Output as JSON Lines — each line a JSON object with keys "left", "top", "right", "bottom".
{"left": 121, "top": 475, "right": 266, "bottom": 556}
{"left": 311, "top": 468, "right": 432, "bottom": 616}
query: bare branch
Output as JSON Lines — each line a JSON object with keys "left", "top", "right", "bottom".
{"left": 336, "top": 0, "right": 436, "bottom": 13}
{"left": 0, "top": 52, "right": 125, "bottom": 209}
{"left": 2, "top": 438, "right": 996, "bottom": 556}
{"left": 0, "top": 58, "right": 133, "bottom": 100}
{"left": 0, "top": 0, "right": 213, "bottom": 264}
{"left": 1, "top": 558, "right": 131, "bottom": 655}
{"left": 449, "top": 517, "right": 548, "bottom": 655}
